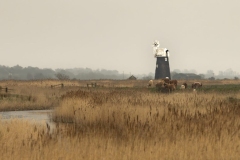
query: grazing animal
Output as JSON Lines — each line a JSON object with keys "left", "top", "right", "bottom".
{"left": 192, "top": 82, "right": 202, "bottom": 89}
{"left": 170, "top": 79, "right": 178, "bottom": 87}
{"left": 148, "top": 80, "right": 154, "bottom": 87}
{"left": 180, "top": 82, "right": 188, "bottom": 89}
{"left": 162, "top": 77, "right": 170, "bottom": 84}
{"left": 164, "top": 83, "right": 176, "bottom": 93}
{"left": 182, "top": 82, "right": 188, "bottom": 89}
{"left": 155, "top": 81, "right": 164, "bottom": 91}
{"left": 180, "top": 85, "right": 186, "bottom": 89}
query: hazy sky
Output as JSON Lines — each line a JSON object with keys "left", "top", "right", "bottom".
{"left": 1, "top": 0, "right": 240, "bottom": 75}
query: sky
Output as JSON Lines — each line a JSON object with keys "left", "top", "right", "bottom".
{"left": 1, "top": 0, "right": 240, "bottom": 75}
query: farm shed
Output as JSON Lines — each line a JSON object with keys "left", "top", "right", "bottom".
{"left": 128, "top": 75, "right": 137, "bottom": 80}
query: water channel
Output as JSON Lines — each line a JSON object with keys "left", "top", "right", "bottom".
{"left": 0, "top": 110, "right": 53, "bottom": 123}
{"left": 0, "top": 110, "right": 55, "bottom": 131}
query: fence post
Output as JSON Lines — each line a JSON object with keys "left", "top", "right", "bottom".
{"left": 5, "top": 87, "right": 8, "bottom": 93}
{"left": 61, "top": 83, "right": 64, "bottom": 88}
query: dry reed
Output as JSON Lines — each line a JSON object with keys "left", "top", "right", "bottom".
{"left": 51, "top": 88, "right": 240, "bottom": 159}
{"left": 0, "top": 80, "right": 240, "bottom": 159}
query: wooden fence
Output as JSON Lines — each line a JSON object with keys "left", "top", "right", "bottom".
{"left": 87, "top": 83, "right": 97, "bottom": 88}
{"left": 51, "top": 83, "right": 64, "bottom": 88}
{"left": 0, "top": 87, "right": 13, "bottom": 93}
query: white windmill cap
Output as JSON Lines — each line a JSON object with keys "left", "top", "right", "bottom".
{"left": 153, "top": 40, "right": 160, "bottom": 47}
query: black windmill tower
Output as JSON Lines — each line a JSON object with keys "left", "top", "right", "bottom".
{"left": 153, "top": 40, "right": 171, "bottom": 80}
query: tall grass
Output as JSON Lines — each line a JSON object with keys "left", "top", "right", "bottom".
{"left": 51, "top": 88, "right": 240, "bottom": 159}
{"left": 1, "top": 80, "right": 240, "bottom": 159}
{"left": 0, "top": 81, "right": 81, "bottom": 111}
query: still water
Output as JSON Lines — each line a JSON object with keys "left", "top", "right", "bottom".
{"left": 0, "top": 110, "right": 53, "bottom": 123}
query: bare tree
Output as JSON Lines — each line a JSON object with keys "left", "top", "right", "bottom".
{"left": 55, "top": 73, "right": 69, "bottom": 80}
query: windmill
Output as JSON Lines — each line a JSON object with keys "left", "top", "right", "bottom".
{"left": 152, "top": 40, "right": 171, "bottom": 80}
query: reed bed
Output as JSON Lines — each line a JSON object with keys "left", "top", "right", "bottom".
{"left": 0, "top": 119, "right": 52, "bottom": 159}
{"left": 51, "top": 88, "right": 240, "bottom": 159}
{"left": 0, "top": 86, "right": 62, "bottom": 111}
{"left": 1, "top": 80, "right": 240, "bottom": 159}
{"left": 0, "top": 82, "right": 82, "bottom": 111}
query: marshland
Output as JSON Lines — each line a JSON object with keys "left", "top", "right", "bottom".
{"left": 0, "top": 79, "right": 240, "bottom": 159}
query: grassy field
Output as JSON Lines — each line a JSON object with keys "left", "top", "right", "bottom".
{"left": 0, "top": 79, "right": 240, "bottom": 159}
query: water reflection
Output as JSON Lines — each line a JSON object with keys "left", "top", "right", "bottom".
{"left": 0, "top": 110, "right": 53, "bottom": 122}
{"left": 0, "top": 110, "right": 55, "bottom": 132}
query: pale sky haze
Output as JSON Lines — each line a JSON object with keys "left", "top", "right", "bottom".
{"left": 1, "top": 0, "right": 240, "bottom": 75}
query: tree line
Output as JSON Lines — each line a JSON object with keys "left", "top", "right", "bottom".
{"left": 0, "top": 65, "right": 239, "bottom": 80}
{"left": 0, "top": 65, "right": 139, "bottom": 80}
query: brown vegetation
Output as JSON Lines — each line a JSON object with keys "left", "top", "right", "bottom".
{"left": 1, "top": 80, "right": 240, "bottom": 159}
{"left": 53, "top": 88, "right": 240, "bottom": 159}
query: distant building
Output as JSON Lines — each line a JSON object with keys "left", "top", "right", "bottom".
{"left": 128, "top": 75, "right": 137, "bottom": 80}
{"left": 172, "top": 73, "right": 201, "bottom": 80}
{"left": 152, "top": 40, "right": 171, "bottom": 80}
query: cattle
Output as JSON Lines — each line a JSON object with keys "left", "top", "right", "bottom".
{"left": 164, "top": 83, "right": 176, "bottom": 93}
{"left": 183, "top": 82, "right": 187, "bottom": 88}
{"left": 162, "top": 77, "right": 170, "bottom": 84}
{"left": 192, "top": 82, "right": 202, "bottom": 89}
{"left": 170, "top": 79, "right": 178, "bottom": 87}
{"left": 180, "top": 82, "right": 187, "bottom": 89}
{"left": 162, "top": 78, "right": 177, "bottom": 87}
{"left": 148, "top": 80, "right": 154, "bottom": 87}
{"left": 180, "top": 85, "right": 186, "bottom": 89}
{"left": 155, "top": 81, "right": 164, "bottom": 91}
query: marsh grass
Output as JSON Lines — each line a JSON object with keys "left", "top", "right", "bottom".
{"left": 1, "top": 80, "right": 240, "bottom": 159}
{"left": 0, "top": 81, "right": 81, "bottom": 111}
{"left": 0, "top": 119, "right": 53, "bottom": 160}
{"left": 51, "top": 88, "right": 240, "bottom": 159}
{"left": 198, "top": 84, "right": 240, "bottom": 93}
{"left": 0, "top": 86, "right": 56, "bottom": 111}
